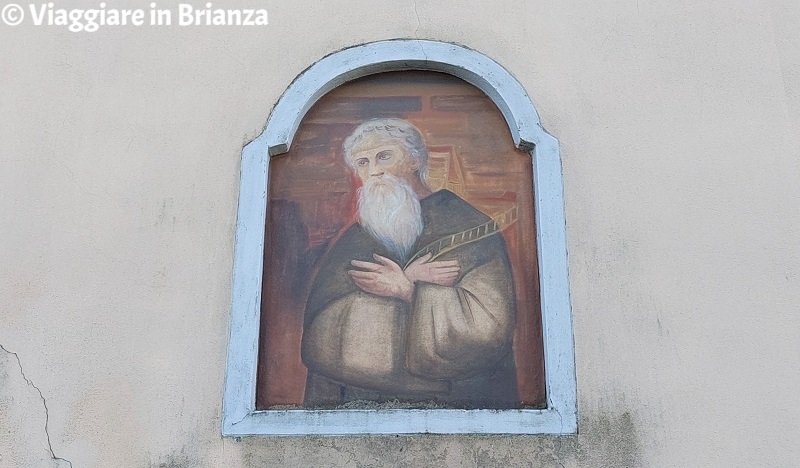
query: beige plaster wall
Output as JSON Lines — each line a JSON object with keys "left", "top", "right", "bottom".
{"left": 1, "top": 0, "right": 799, "bottom": 466}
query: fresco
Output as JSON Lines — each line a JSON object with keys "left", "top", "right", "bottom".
{"left": 256, "top": 71, "right": 546, "bottom": 409}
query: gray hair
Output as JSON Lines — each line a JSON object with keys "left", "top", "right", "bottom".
{"left": 342, "top": 118, "right": 429, "bottom": 181}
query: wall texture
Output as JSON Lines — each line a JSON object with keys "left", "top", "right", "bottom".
{"left": 1, "top": 0, "right": 799, "bottom": 466}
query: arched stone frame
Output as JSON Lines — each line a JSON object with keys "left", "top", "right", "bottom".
{"left": 222, "top": 39, "right": 577, "bottom": 435}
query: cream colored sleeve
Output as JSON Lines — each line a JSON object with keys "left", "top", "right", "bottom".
{"left": 303, "top": 293, "right": 402, "bottom": 388}
{"left": 303, "top": 292, "right": 449, "bottom": 394}
{"left": 405, "top": 256, "right": 516, "bottom": 379}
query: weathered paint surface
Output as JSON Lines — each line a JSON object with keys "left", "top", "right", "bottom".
{"left": 2, "top": 0, "right": 800, "bottom": 466}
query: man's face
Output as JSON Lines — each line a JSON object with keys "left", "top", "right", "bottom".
{"left": 348, "top": 136, "right": 418, "bottom": 184}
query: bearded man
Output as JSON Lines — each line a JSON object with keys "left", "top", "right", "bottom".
{"left": 301, "top": 118, "right": 519, "bottom": 408}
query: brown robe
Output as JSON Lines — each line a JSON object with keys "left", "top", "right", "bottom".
{"left": 301, "top": 190, "right": 519, "bottom": 408}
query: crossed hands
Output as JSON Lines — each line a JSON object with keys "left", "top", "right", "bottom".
{"left": 348, "top": 253, "right": 461, "bottom": 302}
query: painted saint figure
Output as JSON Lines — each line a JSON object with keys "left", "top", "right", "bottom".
{"left": 301, "top": 118, "right": 519, "bottom": 408}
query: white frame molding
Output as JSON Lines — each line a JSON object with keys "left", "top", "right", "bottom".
{"left": 223, "top": 39, "right": 577, "bottom": 436}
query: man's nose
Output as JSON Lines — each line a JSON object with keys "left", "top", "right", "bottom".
{"left": 369, "top": 163, "right": 384, "bottom": 177}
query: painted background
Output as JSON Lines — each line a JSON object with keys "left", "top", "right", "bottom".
{"left": 2, "top": 0, "right": 800, "bottom": 466}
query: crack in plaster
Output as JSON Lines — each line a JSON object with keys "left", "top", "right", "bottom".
{"left": 230, "top": 415, "right": 248, "bottom": 428}
{"left": 412, "top": 0, "right": 421, "bottom": 38}
{"left": 0, "top": 344, "right": 73, "bottom": 468}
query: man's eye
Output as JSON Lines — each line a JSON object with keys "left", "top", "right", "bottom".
{"left": 357, "top": 159, "right": 368, "bottom": 166}
{"left": 377, "top": 151, "right": 392, "bottom": 160}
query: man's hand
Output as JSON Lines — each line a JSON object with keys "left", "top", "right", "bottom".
{"left": 404, "top": 253, "right": 461, "bottom": 287}
{"left": 349, "top": 254, "right": 415, "bottom": 302}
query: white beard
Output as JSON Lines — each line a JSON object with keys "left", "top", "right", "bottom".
{"left": 357, "top": 174, "right": 424, "bottom": 261}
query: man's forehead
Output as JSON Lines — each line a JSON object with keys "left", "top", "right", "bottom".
{"left": 353, "top": 138, "right": 406, "bottom": 153}
{"left": 349, "top": 135, "right": 407, "bottom": 155}
{"left": 353, "top": 133, "right": 406, "bottom": 151}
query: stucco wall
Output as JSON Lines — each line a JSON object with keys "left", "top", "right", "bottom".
{"left": 2, "top": 0, "right": 799, "bottom": 466}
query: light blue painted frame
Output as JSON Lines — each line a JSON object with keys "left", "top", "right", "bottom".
{"left": 222, "top": 39, "right": 577, "bottom": 435}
